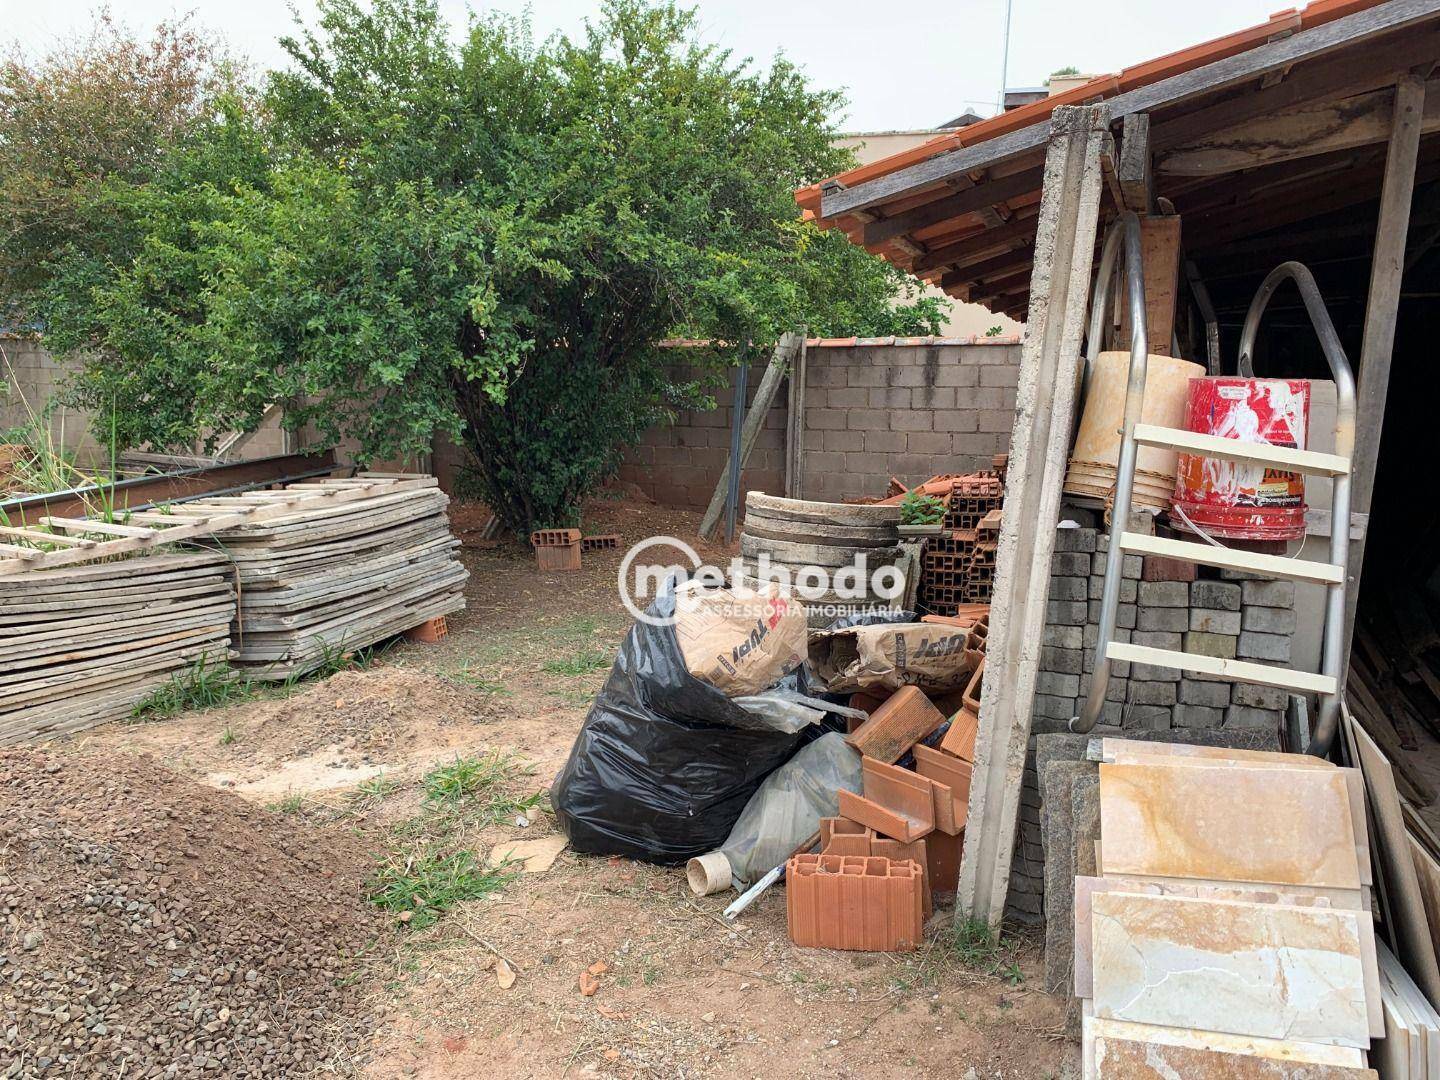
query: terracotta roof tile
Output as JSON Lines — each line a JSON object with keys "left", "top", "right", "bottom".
{"left": 796, "top": 0, "right": 1391, "bottom": 219}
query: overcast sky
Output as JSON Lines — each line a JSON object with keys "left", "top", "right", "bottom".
{"left": 3, "top": 0, "right": 1288, "bottom": 131}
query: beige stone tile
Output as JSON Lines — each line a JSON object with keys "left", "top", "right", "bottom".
{"left": 1091, "top": 1031, "right": 1377, "bottom": 1077}
{"left": 1090, "top": 891, "right": 1370, "bottom": 1048}
{"left": 1098, "top": 738, "right": 1337, "bottom": 769}
{"left": 1083, "top": 1014, "right": 1367, "bottom": 1069}
{"left": 1099, "top": 761, "right": 1360, "bottom": 889}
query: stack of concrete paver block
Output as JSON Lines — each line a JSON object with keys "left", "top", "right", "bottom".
{"left": 1032, "top": 525, "right": 1298, "bottom": 736}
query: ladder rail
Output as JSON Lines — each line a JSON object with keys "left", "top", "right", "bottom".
{"left": 1236, "top": 263, "right": 1356, "bottom": 758}
{"left": 1072, "top": 211, "right": 1150, "bottom": 735}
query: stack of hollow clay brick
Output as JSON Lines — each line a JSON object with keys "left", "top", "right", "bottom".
{"left": 918, "top": 472, "right": 1005, "bottom": 617}
{"left": 787, "top": 630, "right": 987, "bottom": 953}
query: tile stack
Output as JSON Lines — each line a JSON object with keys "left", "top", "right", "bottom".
{"left": 918, "top": 472, "right": 1005, "bottom": 617}
{"left": 787, "top": 685, "right": 978, "bottom": 952}
{"left": 0, "top": 551, "right": 236, "bottom": 744}
{"left": 1076, "top": 738, "right": 1381, "bottom": 1078}
{"left": 1036, "top": 526, "right": 1298, "bottom": 735}
{"left": 208, "top": 483, "right": 468, "bottom": 681}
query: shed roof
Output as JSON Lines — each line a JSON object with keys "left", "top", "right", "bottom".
{"left": 798, "top": 0, "right": 1440, "bottom": 320}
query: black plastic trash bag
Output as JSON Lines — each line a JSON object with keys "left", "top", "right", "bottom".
{"left": 550, "top": 583, "right": 811, "bottom": 864}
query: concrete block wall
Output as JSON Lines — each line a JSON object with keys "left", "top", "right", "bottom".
{"left": 1, "top": 335, "right": 104, "bottom": 463}
{"left": 617, "top": 338, "right": 1023, "bottom": 508}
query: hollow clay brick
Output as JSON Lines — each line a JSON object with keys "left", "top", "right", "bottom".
{"left": 845, "top": 685, "right": 946, "bottom": 764}
{"left": 940, "top": 706, "right": 979, "bottom": 761}
{"left": 819, "top": 817, "right": 874, "bottom": 858}
{"left": 786, "top": 854, "right": 924, "bottom": 952}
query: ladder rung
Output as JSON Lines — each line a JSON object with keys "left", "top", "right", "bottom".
{"left": 1105, "top": 642, "right": 1338, "bottom": 696}
{"left": 1132, "top": 423, "right": 1351, "bottom": 477}
{"left": 1118, "top": 532, "right": 1343, "bottom": 585}
{"left": 0, "top": 525, "right": 96, "bottom": 548}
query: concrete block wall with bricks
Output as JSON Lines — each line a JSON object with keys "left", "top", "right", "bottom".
{"left": 616, "top": 338, "right": 1022, "bottom": 508}
{"left": 1005, "top": 509, "right": 1300, "bottom": 924}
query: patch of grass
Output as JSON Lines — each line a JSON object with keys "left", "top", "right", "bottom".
{"left": 448, "top": 665, "right": 508, "bottom": 694}
{"left": 368, "top": 849, "right": 516, "bottom": 929}
{"left": 132, "top": 655, "right": 253, "bottom": 720}
{"left": 218, "top": 724, "right": 237, "bottom": 746}
{"left": 421, "top": 752, "right": 545, "bottom": 828}
{"left": 541, "top": 650, "right": 611, "bottom": 676}
{"left": 941, "top": 918, "right": 1024, "bottom": 984}
{"left": 269, "top": 792, "right": 305, "bottom": 815}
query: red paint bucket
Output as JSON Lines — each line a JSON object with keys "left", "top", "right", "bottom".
{"left": 1171, "top": 378, "right": 1310, "bottom": 541}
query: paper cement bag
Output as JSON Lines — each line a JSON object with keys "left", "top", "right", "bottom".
{"left": 672, "top": 580, "right": 807, "bottom": 697}
{"left": 809, "top": 621, "right": 974, "bottom": 693}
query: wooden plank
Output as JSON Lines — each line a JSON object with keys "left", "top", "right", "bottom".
{"left": 0, "top": 478, "right": 435, "bottom": 576}
{"left": 1345, "top": 75, "right": 1428, "bottom": 677}
{"left": 1117, "top": 531, "right": 1344, "bottom": 583}
{"left": 1132, "top": 422, "right": 1351, "bottom": 474}
{"left": 956, "top": 105, "right": 1109, "bottom": 930}
{"left": 1348, "top": 703, "right": 1440, "bottom": 1007}
{"left": 1117, "top": 113, "right": 1153, "bottom": 211}
{"left": 861, "top": 165, "right": 1046, "bottom": 246}
{"left": 784, "top": 333, "right": 808, "bottom": 499}
{"left": 698, "top": 332, "right": 803, "bottom": 541}
{"left": 1106, "top": 641, "right": 1338, "bottom": 694}
{"left": 1120, "top": 216, "right": 1181, "bottom": 355}
{"left": 820, "top": 0, "right": 1440, "bottom": 219}
{"left": 1159, "top": 78, "right": 1440, "bottom": 175}
{"left": 38, "top": 517, "right": 160, "bottom": 539}
{"left": 0, "top": 526, "right": 95, "bottom": 548}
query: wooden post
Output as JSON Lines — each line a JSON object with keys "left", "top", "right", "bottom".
{"left": 784, "top": 332, "right": 808, "bottom": 499}
{"left": 697, "top": 331, "right": 803, "bottom": 541}
{"left": 1343, "top": 74, "right": 1426, "bottom": 660}
{"left": 956, "top": 105, "right": 1110, "bottom": 929}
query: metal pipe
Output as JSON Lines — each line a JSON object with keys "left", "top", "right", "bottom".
{"left": 1235, "top": 262, "right": 1356, "bottom": 757}
{"left": 1072, "top": 212, "right": 1150, "bottom": 735}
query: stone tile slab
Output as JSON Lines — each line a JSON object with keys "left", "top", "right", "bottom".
{"left": 1099, "top": 761, "right": 1360, "bottom": 889}
{"left": 1084, "top": 1014, "right": 1367, "bottom": 1070}
{"left": 1090, "top": 891, "right": 1370, "bottom": 1048}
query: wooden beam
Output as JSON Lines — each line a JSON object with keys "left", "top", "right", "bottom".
{"left": 1117, "top": 216, "right": 1182, "bottom": 355}
{"left": 911, "top": 212, "right": 1041, "bottom": 275}
{"left": 862, "top": 166, "right": 1045, "bottom": 246}
{"left": 784, "top": 332, "right": 808, "bottom": 499}
{"left": 957, "top": 104, "right": 1109, "bottom": 929}
{"left": 1151, "top": 23, "right": 1440, "bottom": 150}
{"left": 697, "top": 332, "right": 804, "bottom": 541}
{"left": 821, "top": 0, "right": 1440, "bottom": 219}
{"left": 1345, "top": 74, "right": 1428, "bottom": 660}
{"left": 1118, "top": 113, "right": 1154, "bottom": 211}
{"left": 1158, "top": 78, "right": 1440, "bottom": 176}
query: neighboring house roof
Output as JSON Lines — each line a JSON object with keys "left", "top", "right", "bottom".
{"left": 796, "top": 0, "right": 1439, "bottom": 319}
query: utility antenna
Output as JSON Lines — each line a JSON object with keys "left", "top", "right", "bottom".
{"left": 997, "top": 0, "right": 1014, "bottom": 115}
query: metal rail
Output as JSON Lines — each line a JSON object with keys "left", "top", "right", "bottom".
{"left": 1072, "top": 212, "right": 1150, "bottom": 734}
{"left": 1237, "top": 262, "right": 1357, "bottom": 757}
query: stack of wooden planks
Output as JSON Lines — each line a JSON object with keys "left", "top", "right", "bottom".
{"left": 209, "top": 481, "right": 468, "bottom": 680}
{"left": 0, "top": 551, "right": 236, "bottom": 745}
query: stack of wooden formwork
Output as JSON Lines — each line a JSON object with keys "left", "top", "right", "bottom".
{"left": 209, "top": 479, "right": 468, "bottom": 681}
{"left": 0, "top": 551, "right": 236, "bottom": 745}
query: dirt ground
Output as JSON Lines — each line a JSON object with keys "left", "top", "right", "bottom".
{"left": 68, "top": 493, "right": 1073, "bottom": 1079}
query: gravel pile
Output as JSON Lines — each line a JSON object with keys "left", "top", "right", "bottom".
{"left": 0, "top": 750, "right": 386, "bottom": 1076}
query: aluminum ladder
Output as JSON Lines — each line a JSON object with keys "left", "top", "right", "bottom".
{"left": 1070, "top": 211, "right": 1356, "bottom": 758}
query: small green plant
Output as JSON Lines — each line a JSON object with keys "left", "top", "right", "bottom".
{"left": 948, "top": 917, "right": 1004, "bottom": 968}
{"left": 132, "top": 655, "right": 252, "bottom": 719}
{"left": 541, "top": 650, "right": 611, "bottom": 676}
{"left": 348, "top": 773, "right": 401, "bottom": 810}
{"left": 449, "top": 665, "right": 507, "bottom": 693}
{"left": 368, "top": 848, "right": 516, "bottom": 929}
{"left": 218, "top": 724, "right": 236, "bottom": 746}
{"left": 269, "top": 792, "right": 305, "bottom": 815}
{"left": 423, "top": 753, "right": 514, "bottom": 803}
{"left": 985, "top": 324, "right": 1005, "bottom": 337}
{"left": 899, "top": 489, "right": 947, "bottom": 526}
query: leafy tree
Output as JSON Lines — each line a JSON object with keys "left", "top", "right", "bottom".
{"left": 22, "top": 1, "right": 943, "bottom": 532}
{"left": 0, "top": 11, "right": 242, "bottom": 325}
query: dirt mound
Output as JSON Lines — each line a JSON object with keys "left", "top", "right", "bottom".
{"left": 0, "top": 749, "right": 386, "bottom": 1076}
{"left": 225, "top": 667, "right": 481, "bottom": 763}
